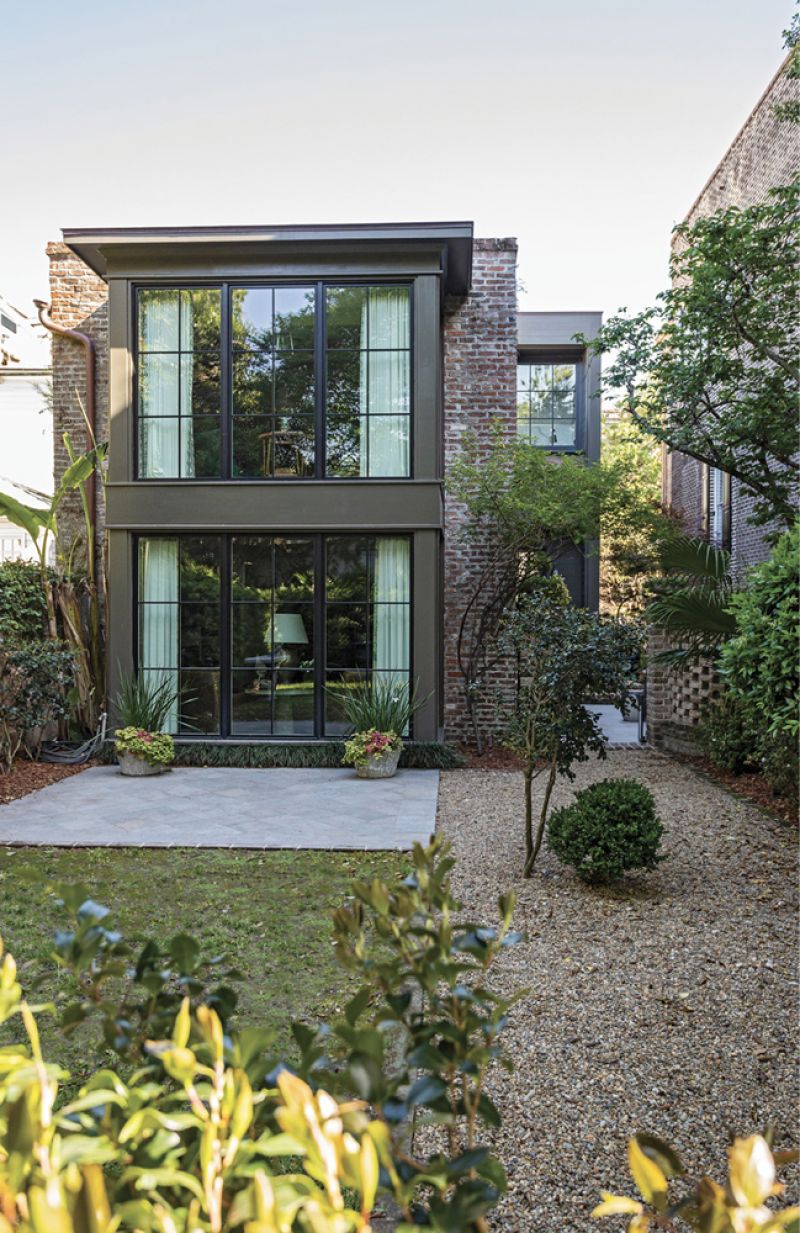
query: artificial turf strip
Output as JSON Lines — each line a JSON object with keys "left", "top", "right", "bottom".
{"left": 0, "top": 845, "right": 407, "bottom": 1094}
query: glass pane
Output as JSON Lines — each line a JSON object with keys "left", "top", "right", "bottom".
{"left": 232, "top": 288, "right": 272, "bottom": 349}
{"left": 371, "top": 607, "right": 409, "bottom": 670}
{"left": 179, "top": 669, "right": 219, "bottom": 734}
{"left": 185, "top": 417, "right": 221, "bottom": 478}
{"left": 181, "top": 289, "right": 221, "bottom": 352}
{"left": 272, "top": 604, "right": 313, "bottom": 668}
{"left": 233, "top": 351, "right": 273, "bottom": 415}
{"left": 530, "top": 365, "right": 551, "bottom": 394}
{"left": 182, "top": 352, "right": 221, "bottom": 417}
{"left": 274, "top": 352, "right": 315, "bottom": 416}
{"left": 324, "top": 670, "right": 368, "bottom": 736}
{"left": 231, "top": 669, "right": 273, "bottom": 736}
{"left": 530, "top": 420, "right": 555, "bottom": 446}
{"left": 232, "top": 416, "right": 271, "bottom": 477}
{"left": 552, "top": 388, "right": 576, "bottom": 419}
{"left": 326, "top": 603, "right": 369, "bottom": 669}
{"left": 366, "top": 416, "right": 409, "bottom": 477}
{"left": 232, "top": 603, "right": 273, "bottom": 667}
{"left": 369, "top": 287, "right": 409, "bottom": 349}
{"left": 517, "top": 363, "right": 532, "bottom": 394}
{"left": 275, "top": 538, "right": 314, "bottom": 599}
{"left": 274, "top": 287, "right": 315, "bottom": 351}
{"left": 326, "top": 537, "right": 370, "bottom": 600}
{"left": 270, "top": 418, "right": 315, "bottom": 477}
{"left": 326, "top": 350, "right": 361, "bottom": 418}
{"left": 139, "top": 604, "right": 177, "bottom": 668}
{"left": 180, "top": 603, "right": 219, "bottom": 667}
{"left": 139, "top": 537, "right": 178, "bottom": 603}
{"left": 232, "top": 536, "right": 274, "bottom": 596}
{"left": 179, "top": 536, "right": 221, "bottom": 602}
{"left": 366, "top": 350, "right": 409, "bottom": 415}
{"left": 274, "top": 671, "right": 315, "bottom": 736}
{"left": 138, "top": 416, "right": 179, "bottom": 478}
{"left": 373, "top": 537, "right": 410, "bottom": 603}
{"left": 139, "top": 290, "right": 179, "bottom": 352}
{"left": 552, "top": 363, "right": 577, "bottom": 391}
{"left": 139, "top": 354, "right": 179, "bottom": 418}
{"left": 551, "top": 419, "right": 577, "bottom": 447}
{"left": 326, "top": 415, "right": 360, "bottom": 477}
{"left": 326, "top": 287, "right": 367, "bottom": 350}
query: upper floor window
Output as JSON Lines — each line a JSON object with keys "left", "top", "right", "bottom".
{"left": 516, "top": 359, "right": 579, "bottom": 448}
{"left": 706, "top": 466, "right": 731, "bottom": 549}
{"left": 136, "top": 283, "right": 411, "bottom": 480}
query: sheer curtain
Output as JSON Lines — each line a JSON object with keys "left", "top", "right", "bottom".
{"left": 359, "top": 289, "right": 409, "bottom": 476}
{"left": 141, "top": 293, "right": 194, "bottom": 477}
{"left": 140, "top": 538, "right": 179, "bottom": 731}
{"left": 373, "top": 537, "right": 410, "bottom": 679}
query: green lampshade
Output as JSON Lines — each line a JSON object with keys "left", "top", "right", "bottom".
{"left": 270, "top": 613, "right": 308, "bottom": 645}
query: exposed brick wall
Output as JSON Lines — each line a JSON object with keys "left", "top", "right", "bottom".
{"left": 47, "top": 242, "right": 109, "bottom": 561}
{"left": 442, "top": 238, "right": 519, "bottom": 743}
{"left": 646, "top": 630, "right": 721, "bottom": 753}
{"left": 666, "top": 58, "right": 799, "bottom": 575}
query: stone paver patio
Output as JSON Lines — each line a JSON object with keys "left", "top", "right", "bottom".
{"left": 0, "top": 766, "right": 439, "bottom": 850}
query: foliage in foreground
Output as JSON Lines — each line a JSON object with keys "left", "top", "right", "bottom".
{"left": 113, "top": 672, "right": 182, "bottom": 733}
{"left": 114, "top": 726, "right": 176, "bottom": 767}
{"left": 645, "top": 536, "right": 735, "bottom": 663}
{"left": 0, "top": 837, "right": 522, "bottom": 1231}
{"left": 98, "top": 740, "right": 464, "bottom": 771}
{"left": 0, "top": 641, "right": 75, "bottom": 772}
{"left": 718, "top": 524, "right": 800, "bottom": 798}
{"left": 496, "top": 577, "right": 643, "bottom": 876}
{"left": 547, "top": 778, "right": 664, "bottom": 882}
{"left": 331, "top": 676, "right": 426, "bottom": 740}
{"left": 0, "top": 560, "right": 49, "bottom": 644}
{"left": 583, "top": 180, "right": 799, "bottom": 530}
{"left": 594, "top": 1131, "right": 798, "bottom": 1232}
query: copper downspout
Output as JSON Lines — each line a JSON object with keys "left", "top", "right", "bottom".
{"left": 33, "top": 299, "right": 97, "bottom": 565}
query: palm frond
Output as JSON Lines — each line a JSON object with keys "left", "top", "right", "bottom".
{"left": 658, "top": 534, "right": 731, "bottom": 583}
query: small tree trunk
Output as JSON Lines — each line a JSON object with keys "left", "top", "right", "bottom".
{"left": 523, "top": 764, "right": 534, "bottom": 872}
{"left": 524, "top": 756, "right": 557, "bottom": 877}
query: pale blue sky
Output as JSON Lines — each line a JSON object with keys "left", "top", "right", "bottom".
{"left": 1, "top": 0, "right": 791, "bottom": 317}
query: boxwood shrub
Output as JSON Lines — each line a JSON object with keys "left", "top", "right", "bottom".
{"left": 547, "top": 777, "right": 664, "bottom": 881}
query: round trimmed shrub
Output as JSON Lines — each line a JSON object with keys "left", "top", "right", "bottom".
{"left": 547, "top": 778, "right": 664, "bottom": 881}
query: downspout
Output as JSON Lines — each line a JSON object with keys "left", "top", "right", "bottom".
{"left": 33, "top": 299, "right": 97, "bottom": 575}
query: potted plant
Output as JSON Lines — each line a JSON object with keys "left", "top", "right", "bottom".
{"left": 332, "top": 676, "right": 426, "bottom": 780}
{"left": 114, "top": 726, "right": 175, "bottom": 776}
{"left": 343, "top": 727, "right": 403, "bottom": 779}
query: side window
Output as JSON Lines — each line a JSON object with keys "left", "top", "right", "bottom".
{"left": 517, "top": 358, "right": 580, "bottom": 449}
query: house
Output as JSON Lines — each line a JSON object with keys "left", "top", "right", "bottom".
{"left": 0, "top": 294, "right": 52, "bottom": 563}
{"left": 43, "top": 224, "right": 601, "bottom": 744}
{"left": 662, "top": 54, "right": 799, "bottom": 576}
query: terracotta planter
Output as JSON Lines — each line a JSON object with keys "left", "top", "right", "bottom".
{"left": 117, "top": 750, "right": 166, "bottom": 777}
{"left": 356, "top": 748, "right": 401, "bottom": 779}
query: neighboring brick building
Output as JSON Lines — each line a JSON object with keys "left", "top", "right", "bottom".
{"left": 663, "top": 54, "right": 799, "bottom": 578}
{"left": 650, "top": 55, "right": 799, "bottom": 750}
{"left": 44, "top": 223, "right": 601, "bottom": 746}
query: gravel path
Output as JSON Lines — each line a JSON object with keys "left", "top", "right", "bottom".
{"left": 436, "top": 749, "right": 798, "bottom": 1232}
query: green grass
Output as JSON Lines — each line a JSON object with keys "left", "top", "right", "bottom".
{"left": 99, "top": 740, "right": 464, "bottom": 769}
{"left": 0, "top": 845, "right": 407, "bottom": 1089}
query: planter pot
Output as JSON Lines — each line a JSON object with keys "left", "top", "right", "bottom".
{"left": 117, "top": 751, "right": 166, "bottom": 777}
{"left": 356, "top": 748, "right": 401, "bottom": 779}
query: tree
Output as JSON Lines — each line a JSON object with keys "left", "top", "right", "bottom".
{"left": 495, "top": 577, "right": 642, "bottom": 877}
{"left": 645, "top": 535, "right": 736, "bottom": 661}
{"left": 582, "top": 180, "right": 799, "bottom": 529}
{"left": 600, "top": 412, "right": 674, "bottom": 616}
{"left": 447, "top": 427, "right": 612, "bottom": 748}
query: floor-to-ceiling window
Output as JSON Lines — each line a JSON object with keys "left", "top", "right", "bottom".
{"left": 136, "top": 284, "right": 411, "bottom": 480}
{"left": 137, "top": 534, "right": 411, "bottom": 737}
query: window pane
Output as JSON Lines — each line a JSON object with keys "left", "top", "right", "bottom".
{"left": 139, "top": 417, "right": 179, "bottom": 478}
{"left": 181, "top": 289, "right": 221, "bottom": 352}
{"left": 232, "top": 288, "right": 272, "bottom": 349}
{"left": 139, "top": 354, "right": 179, "bottom": 418}
{"left": 274, "top": 287, "right": 315, "bottom": 351}
{"left": 233, "top": 416, "right": 271, "bottom": 477}
{"left": 326, "top": 603, "right": 369, "bottom": 669}
{"left": 180, "top": 603, "right": 219, "bottom": 667}
{"left": 182, "top": 352, "right": 221, "bottom": 417}
{"left": 185, "top": 418, "right": 221, "bottom": 478}
{"left": 179, "top": 669, "right": 219, "bottom": 734}
{"left": 274, "top": 671, "right": 315, "bottom": 736}
{"left": 366, "top": 351, "right": 409, "bottom": 415}
{"left": 233, "top": 352, "right": 273, "bottom": 415}
{"left": 274, "top": 352, "right": 315, "bottom": 416}
{"left": 271, "top": 418, "right": 315, "bottom": 476}
{"left": 326, "top": 416, "right": 360, "bottom": 476}
{"left": 326, "top": 287, "right": 367, "bottom": 350}
{"left": 231, "top": 669, "right": 273, "bottom": 736}
{"left": 326, "top": 350, "right": 360, "bottom": 418}
{"left": 517, "top": 363, "right": 532, "bottom": 395}
{"left": 233, "top": 603, "right": 272, "bottom": 667}
{"left": 326, "top": 537, "right": 370, "bottom": 599}
{"left": 275, "top": 538, "right": 314, "bottom": 599}
{"left": 324, "top": 670, "right": 368, "bottom": 736}
{"left": 551, "top": 419, "right": 577, "bottom": 447}
{"left": 530, "top": 420, "right": 555, "bottom": 446}
{"left": 552, "top": 363, "right": 577, "bottom": 391}
{"left": 139, "top": 290, "right": 180, "bottom": 352}
{"left": 366, "top": 416, "right": 409, "bottom": 477}
{"left": 232, "top": 536, "right": 274, "bottom": 595}
{"left": 179, "top": 537, "right": 221, "bottom": 601}
{"left": 369, "top": 287, "right": 409, "bottom": 349}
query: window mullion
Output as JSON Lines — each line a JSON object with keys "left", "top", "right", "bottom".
{"left": 315, "top": 281, "right": 325, "bottom": 478}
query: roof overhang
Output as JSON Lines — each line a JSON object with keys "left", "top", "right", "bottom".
{"left": 61, "top": 221, "right": 474, "bottom": 296}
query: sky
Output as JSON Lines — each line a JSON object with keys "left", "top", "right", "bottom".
{"left": 1, "top": 0, "right": 791, "bottom": 320}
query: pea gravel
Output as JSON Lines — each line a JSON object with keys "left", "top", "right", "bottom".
{"left": 434, "top": 749, "right": 798, "bottom": 1232}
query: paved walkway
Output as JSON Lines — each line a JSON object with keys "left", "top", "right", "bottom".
{"left": 0, "top": 766, "right": 440, "bottom": 850}
{"left": 590, "top": 703, "right": 644, "bottom": 746}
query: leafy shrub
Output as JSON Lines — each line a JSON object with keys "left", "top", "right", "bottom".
{"left": 719, "top": 524, "right": 800, "bottom": 797}
{"left": 330, "top": 674, "right": 425, "bottom": 737}
{"left": 114, "top": 725, "right": 175, "bottom": 766}
{"left": 698, "top": 693, "right": 760, "bottom": 774}
{"left": 0, "top": 838, "right": 520, "bottom": 1231}
{"left": 547, "top": 778, "right": 664, "bottom": 881}
{"left": 99, "top": 738, "right": 465, "bottom": 769}
{"left": 0, "top": 640, "right": 75, "bottom": 771}
{"left": 0, "top": 558, "right": 49, "bottom": 643}
{"left": 594, "top": 1131, "right": 798, "bottom": 1231}
{"left": 343, "top": 727, "right": 402, "bottom": 767}
{"left": 113, "top": 670, "right": 180, "bottom": 730}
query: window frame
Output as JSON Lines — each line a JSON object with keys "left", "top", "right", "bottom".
{"left": 132, "top": 280, "right": 415, "bottom": 482}
{"left": 515, "top": 348, "right": 586, "bottom": 453}
{"left": 133, "top": 531, "right": 414, "bottom": 740}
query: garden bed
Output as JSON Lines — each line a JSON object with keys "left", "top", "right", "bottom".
{"left": 675, "top": 753, "right": 797, "bottom": 827}
{"left": 0, "top": 759, "right": 95, "bottom": 806}
{"left": 435, "top": 747, "right": 799, "bottom": 1231}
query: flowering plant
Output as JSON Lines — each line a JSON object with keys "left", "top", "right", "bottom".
{"left": 114, "top": 726, "right": 175, "bottom": 767}
{"left": 343, "top": 728, "right": 402, "bottom": 768}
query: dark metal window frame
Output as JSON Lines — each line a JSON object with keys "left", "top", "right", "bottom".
{"left": 133, "top": 530, "right": 414, "bottom": 740}
{"left": 702, "top": 464, "right": 732, "bottom": 551}
{"left": 516, "top": 348, "right": 586, "bottom": 453}
{"left": 132, "top": 280, "right": 415, "bottom": 482}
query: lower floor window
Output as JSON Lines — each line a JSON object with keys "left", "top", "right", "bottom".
{"left": 137, "top": 533, "right": 411, "bottom": 737}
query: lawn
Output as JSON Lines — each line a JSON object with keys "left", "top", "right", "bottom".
{"left": 0, "top": 845, "right": 407, "bottom": 1090}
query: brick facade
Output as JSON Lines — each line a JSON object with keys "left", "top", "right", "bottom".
{"left": 47, "top": 241, "right": 109, "bottom": 561}
{"left": 441, "top": 239, "right": 519, "bottom": 743}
